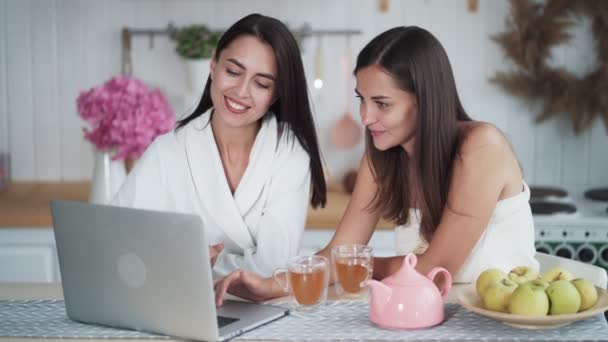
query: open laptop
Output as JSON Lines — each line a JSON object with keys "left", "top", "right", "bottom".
{"left": 50, "top": 200, "right": 288, "bottom": 341}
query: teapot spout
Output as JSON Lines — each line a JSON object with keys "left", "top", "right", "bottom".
{"left": 367, "top": 280, "right": 392, "bottom": 313}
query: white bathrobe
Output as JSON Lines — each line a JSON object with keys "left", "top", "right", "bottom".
{"left": 112, "top": 110, "right": 311, "bottom": 278}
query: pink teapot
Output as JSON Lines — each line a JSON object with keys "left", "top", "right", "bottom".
{"left": 367, "top": 253, "right": 452, "bottom": 329}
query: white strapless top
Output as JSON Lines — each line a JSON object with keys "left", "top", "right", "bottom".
{"left": 394, "top": 182, "right": 539, "bottom": 283}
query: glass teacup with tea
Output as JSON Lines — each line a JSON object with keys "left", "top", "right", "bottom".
{"left": 273, "top": 255, "right": 329, "bottom": 311}
{"left": 332, "top": 245, "right": 373, "bottom": 297}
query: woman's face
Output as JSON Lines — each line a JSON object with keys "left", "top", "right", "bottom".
{"left": 209, "top": 35, "right": 277, "bottom": 129}
{"left": 355, "top": 64, "right": 418, "bottom": 152}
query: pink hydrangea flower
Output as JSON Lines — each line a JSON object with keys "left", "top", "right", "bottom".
{"left": 77, "top": 76, "right": 175, "bottom": 160}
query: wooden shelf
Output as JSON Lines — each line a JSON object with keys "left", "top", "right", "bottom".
{"left": 0, "top": 182, "right": 90, "bottom": 227}
{"left": 0, "top": 182, "right": 394, "bottom": 230}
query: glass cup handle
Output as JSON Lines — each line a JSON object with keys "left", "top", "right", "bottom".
{"left": 360, "top": 263, "right": 374, "bottom": 288}
{"left": 273, "top": 268, "right": 289, "bottom": 293}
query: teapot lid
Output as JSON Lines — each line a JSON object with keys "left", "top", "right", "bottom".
{"left": 384, "top": 253, "right": 433, "bottom": 286}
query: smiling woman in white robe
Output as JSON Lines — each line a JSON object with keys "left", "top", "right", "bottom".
{"left": 113, "top": 111, "right": 310, "bottom": 277}
{"left": 112, "top": 14, "right": 326, "bottom": 278}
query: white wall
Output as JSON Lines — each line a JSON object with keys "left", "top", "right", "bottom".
{"left": 1, "top": 0, "right": 607, "bottom": 187}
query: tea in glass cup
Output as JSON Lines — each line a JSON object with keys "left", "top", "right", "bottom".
{"left": 332, "top": 245, "right": 373, "bottom": 295}
{"left": 273, "top": 255, "right": 329, "bottom": 311}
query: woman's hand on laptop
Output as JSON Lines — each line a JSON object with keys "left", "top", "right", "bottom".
{"left": 209, "top": 243, "right": 224, "bottom": 266}
{"left": 214, "top": 270, "right": 287, "bottom": 307}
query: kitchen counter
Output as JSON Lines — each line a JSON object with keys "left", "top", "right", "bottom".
{"left": 0, "top": 182, "right": 394, "bottom": 229}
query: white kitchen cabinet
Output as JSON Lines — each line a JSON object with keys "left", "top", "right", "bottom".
{"left": 0, "top": 228, "right": 60, "bottom": 283}
{"left": 0, "top": 228, "right": 397, "bottom": 283}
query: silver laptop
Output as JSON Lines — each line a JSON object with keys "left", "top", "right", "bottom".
{"left": 50, "top": 200, "right": 288, "bottom": 342}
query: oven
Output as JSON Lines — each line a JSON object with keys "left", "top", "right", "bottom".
{"left": 531, "top": 186, "right": 608, "bottom": 271}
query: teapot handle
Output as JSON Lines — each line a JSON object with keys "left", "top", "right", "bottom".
{"left": 427, "top": 267, "right": 452, "bottom": 300}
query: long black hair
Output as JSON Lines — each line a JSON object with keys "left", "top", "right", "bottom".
{"left": 355, "top": 26, "right": 472, "bottom": 241}
{"left": 177, "top": 14, "right": 326, "bottom": 208}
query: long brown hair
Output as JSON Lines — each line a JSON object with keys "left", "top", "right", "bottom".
{"left": 355, "top": 26, "right": 471, "bottom": 242}
{"left": 176, "top": 14, "right": 326, "bottom": 208}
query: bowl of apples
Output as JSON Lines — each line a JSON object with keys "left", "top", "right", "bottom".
{"left": 457, "top": 266, "right": 608, "bottom": 329}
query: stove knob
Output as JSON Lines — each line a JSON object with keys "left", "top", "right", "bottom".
{"left": 554, "top": 243, "right": 575, "bottom": 259}
{"left": 535, "top": 242, "right": 553, "bottom": 255}
{"left": 599, "top": 245, "right": 608, "bottom": 268}
{"left": 575, "top": 244, "right": 597, "bottom": 264}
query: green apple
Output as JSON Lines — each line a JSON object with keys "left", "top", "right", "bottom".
{"left": 571, "top": 278, "right": 598, "bottom": 311}
{"left": 546, "top": 280, "right": 581, "bottom": 315}
{"left": 476, "top": 268, "right": 507, "bottom": 298}
{"left": 482, "top": 278, "right": 518, "bottom": 312}
{"left": 508, "top": 266, "right": 540, "bottom": 285}
{"left": 533, "top": 279, "right": 550, "bottom": 290}
{"left": 542, "top": 266, "right": 574, "bottom": 282}
{"left": 508, "top": 280, "right": 550, "bottom": 316}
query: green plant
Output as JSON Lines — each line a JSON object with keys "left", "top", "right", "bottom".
{"left": 170, "top": 24, "right": 220, "bottom": 59}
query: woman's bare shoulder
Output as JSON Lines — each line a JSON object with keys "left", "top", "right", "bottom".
{"left": 458, "top": 121, "right": 510, "bottom": 154}
{"left": 455, "top": 122, "right": 523, "bottom": 191}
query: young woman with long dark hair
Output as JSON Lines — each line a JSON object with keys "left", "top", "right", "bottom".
{"left": 113, "top": 14, "right": 326, "bottom": 278}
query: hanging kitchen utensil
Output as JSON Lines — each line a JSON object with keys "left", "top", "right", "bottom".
{"left": 378, "top": 0, "right": 390, "bottom": 13}
{"left": 121, "top": 28, "right": 133, "bottom": 76}
{"left": 313, "top": 34, "right": 323, "bottom": 90}
{"left": 467, "top": 0, "right": 478, "bottom": 12}
{"left": 330, "top": 36, "right": 362, "bottom": 150}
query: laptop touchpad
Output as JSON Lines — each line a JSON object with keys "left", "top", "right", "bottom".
{"left": 217, "top": 316, "right": 239, "bottom": 328}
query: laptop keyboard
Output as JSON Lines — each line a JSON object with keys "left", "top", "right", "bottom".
{"left": 217, "top": 315, "right": 239, "bottom": 328}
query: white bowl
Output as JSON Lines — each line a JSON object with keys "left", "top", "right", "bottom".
{"left": 457, "top": 285, "right": 608, "bottom": 329}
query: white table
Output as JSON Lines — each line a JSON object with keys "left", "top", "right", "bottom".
{"left": 0, "top": 282, "right": 466, "bottom": 342}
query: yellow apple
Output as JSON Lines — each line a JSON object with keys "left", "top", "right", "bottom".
{"left": 571, "top": 278, "right": 598, "bottom": 311}
{"left": 534, "top": 279, "right": 550, "bottom": 290}
{"left": 546, "top": 280, "right": 581, "bottom": 315}
{"left": 542, "top": 266, "right": 574, "bottom": 282}
{"left": 482, "top": 278, "right": 518, "bottom": 312}
{"left": 508, "top": 280, "right": 550, "bottom": 316}
{"left": 476, "top": 268, "right": 507, "bottom": 298}
{"left": 508, "top": 266, "right": 540, "bottom": 285}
